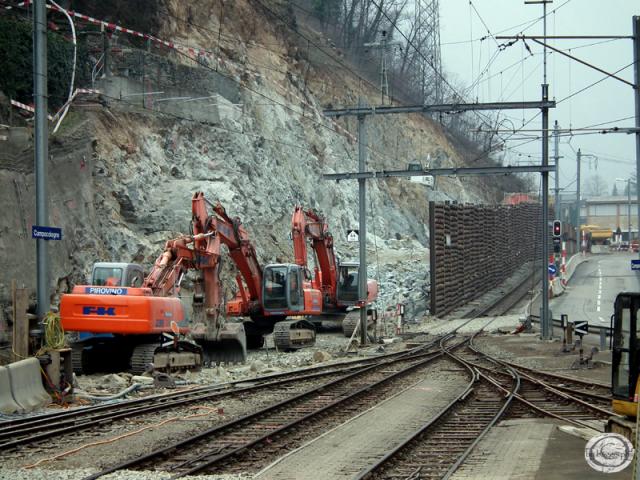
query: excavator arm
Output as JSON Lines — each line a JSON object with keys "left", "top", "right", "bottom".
{"left": 192, "top": 192, "right": 263, "bottom": 316}
{"left": 291, "top": 205, "right": 338, "bottom": 304}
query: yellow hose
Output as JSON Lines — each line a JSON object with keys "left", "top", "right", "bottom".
{"left": 42, "top": 311, "right": 66, "bottom": 350}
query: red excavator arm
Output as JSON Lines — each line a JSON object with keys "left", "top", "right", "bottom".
{"left": 291, "top": 205, "right": 378, "bottom": 311}
{"left": 191, "top": 192, "right": 263, "bottom": 317}
{"left": 292, "top": 205, "right": 338, "bottom": 302}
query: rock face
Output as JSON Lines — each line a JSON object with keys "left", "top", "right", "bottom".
{"left": 0, "top": 2, "right": 514, "bottom": 324}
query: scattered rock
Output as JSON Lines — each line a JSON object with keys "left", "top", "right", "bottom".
{"left": 131, "top": 375, "right": 154, "bottom": 386}
{"left": 100, "top": 373, "right": 128, "bottom": 389}
{"left": 313, "top": 350, "right": 332, "bottom": 363}
{"left": 250, "top": 360, "right": 267, "bottom": 373}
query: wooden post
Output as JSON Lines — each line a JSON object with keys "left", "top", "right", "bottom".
{"left": 566, "top": 321, "right": 573, "bottom": 346}
{"left": 12, "top": 281, "right": 29, "bottom": 361}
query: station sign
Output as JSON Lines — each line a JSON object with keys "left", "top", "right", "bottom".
{"left": 32, "top": 225, "right": 62, "bottom": 241}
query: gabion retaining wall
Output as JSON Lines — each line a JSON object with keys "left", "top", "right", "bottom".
{"left": 429, "top": 202, "right": 544, "bottom": 316}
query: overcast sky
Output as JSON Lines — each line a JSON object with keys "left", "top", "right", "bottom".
{"left": 439, "top": 0, "right": 637, "bottom": 197}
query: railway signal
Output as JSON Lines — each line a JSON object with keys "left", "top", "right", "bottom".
{"left": 574, "top": 321, "right": 588, "bottom": 336}
{"left": 553, "top": 220, "right": 562, "bottom": 238}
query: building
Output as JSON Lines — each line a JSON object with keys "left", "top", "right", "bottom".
{"left": 580, "top": 195, "right": 637, "bottom": 241}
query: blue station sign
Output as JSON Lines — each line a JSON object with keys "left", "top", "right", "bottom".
{"left": 32, "top": 225, "right": 62, "bottom": 241}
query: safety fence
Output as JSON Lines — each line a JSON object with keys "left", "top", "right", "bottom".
{"left": 428, "top": 201, "right": 544, "bottom": 316}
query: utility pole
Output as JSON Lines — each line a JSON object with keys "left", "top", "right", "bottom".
{"left": 364, "top": 32, "right": 401, "bottom": 105}
{"left": 553, "top": 120, "right": 560, "bottom": 221}
{"left": 633, "top": 16, "right": 640, "bottom": 254}
{"left": 357, "top": 98, "right": 368, "bottom": 346}
{"left": 576, "top": 148, "right": 581, "bottom": 245}
{"left": 533, "top": 0, "right": 552, "bottom": 340}
{"left": 34, "top": 0, "right": 49, "bottom": 337}
{"left": 628, "top": 178, "right": 632, "bottom": 243}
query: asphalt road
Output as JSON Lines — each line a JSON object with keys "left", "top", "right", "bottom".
{"left": 551, "top": 252, "right": 640, "bottom": 326}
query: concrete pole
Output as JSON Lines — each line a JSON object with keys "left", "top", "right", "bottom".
{"left": 34, "top": 0, "right": 49, "bottom": 335}
{"left": 358, "top": 99, "right": 368, "bottom": 346}
{"left": 633, "top": 16, "right": 640, "bottom": 252}
{"left": 540, "top": 0, "right": 551, "bottom": 340}
{"left": 576, "top": 148, "right": 581, "bottom": 244}
{"left": 628, "top": 178, "right": 632, "bottom": 242}
{"left": 553, "top": 120, "right": 560, "bottom": 220}
{"left": 541, "top": 82, "right": 551, "bottom": 340}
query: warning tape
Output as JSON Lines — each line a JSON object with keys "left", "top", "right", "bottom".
{"left": 10, "top": 100, "right": 53, "bottom": 120}
{"left": 6, "top": 2, "right": 358, "bottom": 146}
{"left": 10, "top": 1, "right": 223, "bottom": 64}
{"left": 10, "top": 88, "right": 101, "bottom": 120}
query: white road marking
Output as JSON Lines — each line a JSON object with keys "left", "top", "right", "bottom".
{"left": 599, "top": 316, "right": 607, "bottom": 323}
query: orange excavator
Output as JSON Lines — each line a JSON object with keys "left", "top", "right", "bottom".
{"left": 204, "top": 195, "right": 319, "bottom": 350}
{"left": 60, "top": 193, "right": 251, "bottom": 373}
{"left": 60, "top": 193, "right": 319, "bottom": 372}
{"left": 291, "top": 205, "right": 378, "bottom": 336}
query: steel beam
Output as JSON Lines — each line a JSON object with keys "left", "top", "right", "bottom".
{"left": 324, "top": 164, "right": 556, "bottom": 181}
{"left": 323, "top": 101, "right": 555, "bottom": 117}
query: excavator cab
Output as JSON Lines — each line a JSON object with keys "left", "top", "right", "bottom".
{"left": 337, "top": 263, "right": 360, "bottom": 304}
{"left": 262, "top": 264, "right": 304, "bottom": 313}
{"left": 92, "top": 262, "right": 145, "bottom": 288}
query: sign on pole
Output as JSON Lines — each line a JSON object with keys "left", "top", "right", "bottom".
{"left": 32, "top": 225, "right": 62, "bottom": 241}
{"left": 574, "top": 321, "right": 589, "bottom": 336}
{"left": 632, "top": 259, "right": 640, "bottom": 271}
{"left": 347, "top": 229, "right": 359, "bottom": 242}
{"left": 548, "top": 264, "right": 557, "bottom": 276}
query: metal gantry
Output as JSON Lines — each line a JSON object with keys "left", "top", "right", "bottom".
{"left": 323, "top": 100, "right": 555, "bottom": 345}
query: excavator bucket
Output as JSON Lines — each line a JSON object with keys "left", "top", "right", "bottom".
{"left": 195, "top": 322, "right": 247, "bottom": 365}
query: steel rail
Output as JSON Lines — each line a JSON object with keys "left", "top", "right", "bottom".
{"left": 353, "top": 335, "right": 519, "bottom": 479}
{"left": 462, "top": 342, "right": 616, "bottom": 432}
{"left": 83, "top": 342, "right": 449, "bottom": 480}
{"left": 0, "top": 338, "right": 441, "bottom": 450}
{"left": 170, "top": 349, "right": 453, "bottom": 477}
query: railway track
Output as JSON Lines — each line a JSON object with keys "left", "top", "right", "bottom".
{"left": 0, "top": 344, "right": 436, "bottom": 451}
{"left": 354, "top": 336, "right": 518, "bottom": 479}
{"left": 83, "top": 341, "right": 459, "bottom": 479}
{"left": 354, "top": 332, "right": 615, "bottom": 479}
{"left": 459, "top": 342, "right": 614, "bottom": 425}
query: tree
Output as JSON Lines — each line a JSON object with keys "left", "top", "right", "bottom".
{"left": 584, "top": 174, "right": 607, "bottom": 197}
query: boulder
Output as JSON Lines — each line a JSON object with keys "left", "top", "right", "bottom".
{"left": 313, "top": 350, "right": 332, "bottom": 363}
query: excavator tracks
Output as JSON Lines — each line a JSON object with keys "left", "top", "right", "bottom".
{"left": 132, "top": 341, "right": 203, "bottom": 374}
{"left": 273, "top": 319, "right": 316, "bottom": 351}
{"left": 130, "top": 344, "right": 157, "bottom": 375}
{"left": 342, "top": 309, "right": 376, "bottom": 337}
